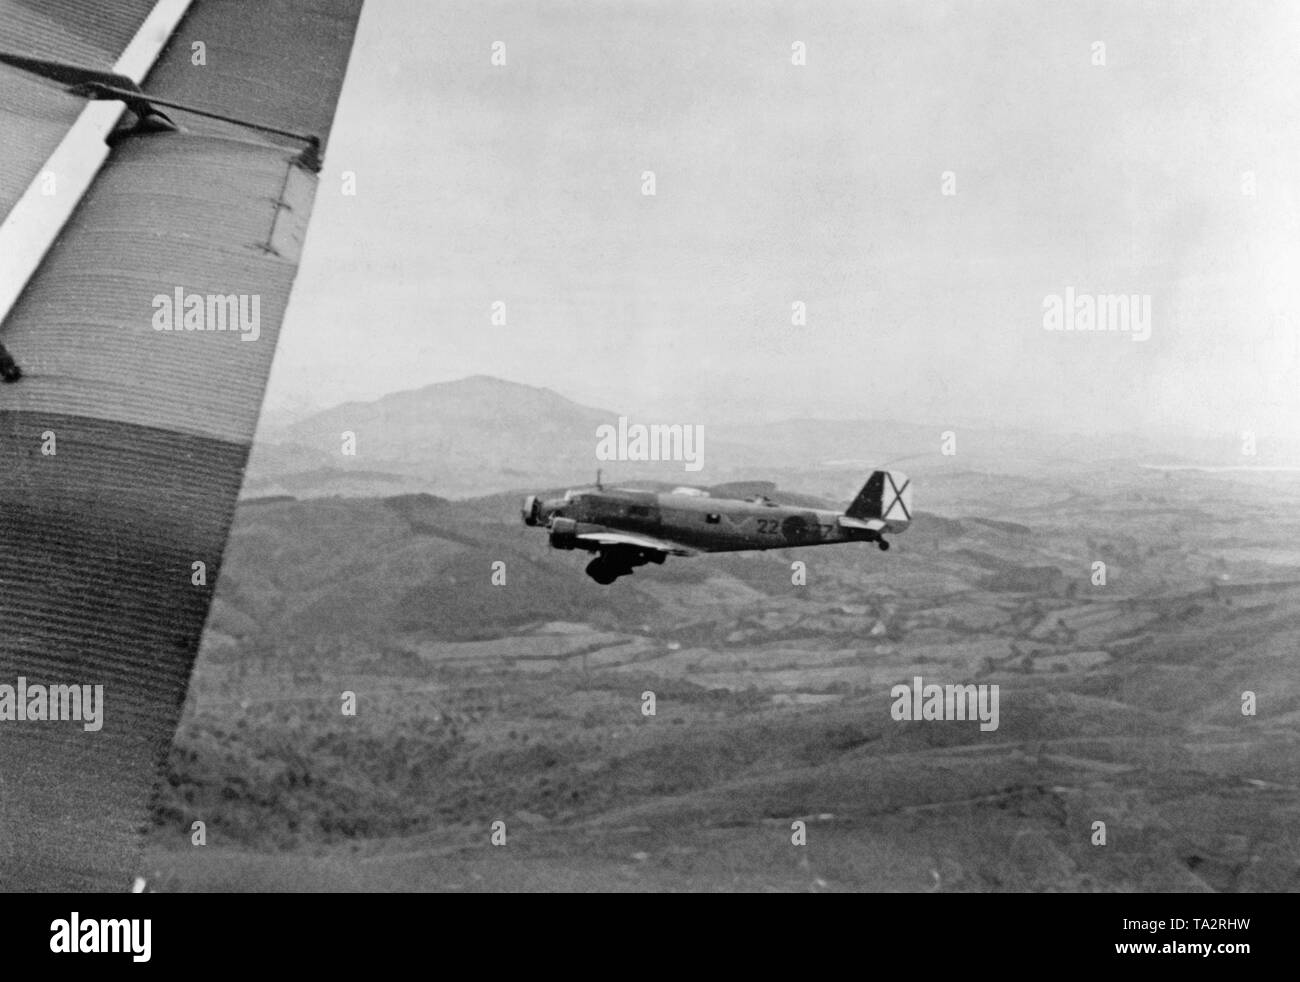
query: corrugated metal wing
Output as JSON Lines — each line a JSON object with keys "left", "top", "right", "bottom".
{"left": 0, "top": 1, "right": 159, "bottom": 215}
{"left": 0, "top": 0, "right": 364, "bottom": 891}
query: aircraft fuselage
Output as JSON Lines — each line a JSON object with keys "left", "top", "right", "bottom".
{"left": 550, "top": 488, "right": 867, "bottom": 552}
{"left": 523, "top": 471, "right": 912, "bottom": 583}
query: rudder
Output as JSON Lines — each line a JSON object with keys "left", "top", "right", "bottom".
{"left": 846, "top": 470, "right": 912, "bottom": 528}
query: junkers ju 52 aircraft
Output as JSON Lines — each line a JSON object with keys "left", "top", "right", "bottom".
{"left": 522, "top": 470, "right": 913, "bottom": 583}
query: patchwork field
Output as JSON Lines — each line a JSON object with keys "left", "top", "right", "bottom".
{"left": 143, "top": 467, "right": 1300, "bottom": 891}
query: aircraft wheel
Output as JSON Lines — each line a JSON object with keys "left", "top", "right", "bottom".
{"left": 877, "top": 539, "right": 890, "bottom": 552}
{"left": 586, "top": 557, "right": 623, "bottom": 584}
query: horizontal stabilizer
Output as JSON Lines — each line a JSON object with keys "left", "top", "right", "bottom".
{"left": 838, "top": 515, "right": 887, "bottom": 532}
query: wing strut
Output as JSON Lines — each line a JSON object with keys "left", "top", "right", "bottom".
{"left": 0, "top": 52, "right": 325, "bottom": 170}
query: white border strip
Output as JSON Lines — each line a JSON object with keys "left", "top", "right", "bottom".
{"left": 0, "top": 0, "right": 194, "bottom": 327}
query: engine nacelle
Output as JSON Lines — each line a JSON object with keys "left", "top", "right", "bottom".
{"left": 521, "top": 494, "right": 541, "bottom": 526}
{"left": 548, "top": 517, "right": 579, "bottom": 550}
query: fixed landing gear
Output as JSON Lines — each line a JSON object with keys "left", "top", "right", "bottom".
{"left": 585, "top": 556, "right": 626, "bottom": 584}
{"left": 585, "top": 548, "right": 660, "bottom": 584}
{"left": 877, "top": 538, "right": 890, "bottom": 551}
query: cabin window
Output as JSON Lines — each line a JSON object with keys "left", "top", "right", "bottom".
{"left": 705, "top": 513, "right": 721, "bottom": 524}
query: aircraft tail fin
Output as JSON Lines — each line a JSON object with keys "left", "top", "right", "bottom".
{"left": 845, "top": 470, "right": 913, "bottom": 530}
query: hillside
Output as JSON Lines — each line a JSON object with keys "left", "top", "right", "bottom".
{"left": 144, "top": 464, "right": 1300, "bottom": 891}
{"left": 244, "top": 375, "right": 1254, "bottom": 501}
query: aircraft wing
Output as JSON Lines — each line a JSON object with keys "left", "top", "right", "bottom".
{"left": 576, "top": 530, "right": 696, "bottom": 556}
{"left": 0, "top": 0, "right": 364, "bottom": 890}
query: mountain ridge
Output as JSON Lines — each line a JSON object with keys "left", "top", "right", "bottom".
{"left": 243, "top": 375, "right": 1264, "bottom": 501}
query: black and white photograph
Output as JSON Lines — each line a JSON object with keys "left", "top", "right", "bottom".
{"left": 0, "top": 0, "right": 1292, "bottom": 952}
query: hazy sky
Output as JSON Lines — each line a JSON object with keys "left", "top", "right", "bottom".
{"left": 266, "top": 0, "right": 1300, "bottom": 445}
